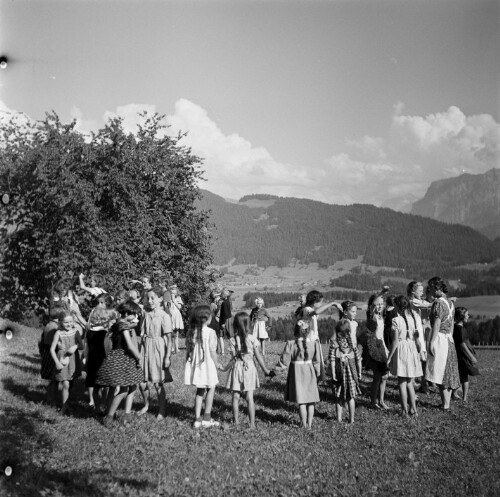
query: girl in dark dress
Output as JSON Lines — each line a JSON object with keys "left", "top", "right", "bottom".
{"left": 453, "top": 307, "right": 479, "bottom": 402}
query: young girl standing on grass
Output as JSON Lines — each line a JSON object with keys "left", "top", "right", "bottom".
{"left": 138, "top": 287, "right": 173, "bottom": 420}
{"left": 50, "top": 311, "right": 84, "bottom": 414}
{"left": 168, "top": 284, "right": 184, "bottom": 354}
{"left": 220, "top": 312, "right": 274, "bottom": 428}
{"left": 329, "top": 319, "right": 362, "bottom": 423}
{"left": 364, "top": 295, "right": 389, "bottom": 409}
{"left": 250, "top": 297, "right": 271, "bottom": 356}
{"left": 96, "top": 301, "right": 144, "bottom": 427}
{"left": 274, "top": 321, "right": 322, "bottom": 429}
{"left": 184, "top": 305, "right": 221, "bottom": 428}
{"left": 453, "top": 307, "right": 479, "bottom": 402}
{"left": 338, "top": 301, "right": 359, "bottom": 352}
{"left": 39, "top": 306, "right": 64, "bottom": 404}
{"left": 387, "top": 296, "right": 423, "bottom": 417}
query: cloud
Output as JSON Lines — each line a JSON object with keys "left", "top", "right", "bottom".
{"left": 324, "top": 105, "right": 500, "bottom": 205}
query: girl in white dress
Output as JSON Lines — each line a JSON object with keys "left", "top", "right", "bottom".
{"left": 387, "top": 296, "right": 423, "bottom": 416}
{"left": 168, "top": 284, "right": 184, "bottom": 354}
{"left": 250, "top": 297, "right": 271, "bottom": 356}
{"left": 184, "top": 305, "right": 221, "bottom": 428}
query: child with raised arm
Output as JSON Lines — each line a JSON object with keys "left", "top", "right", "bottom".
{"left": 184, "top": 305, "right": 221, "bottom": 428}
{"left": 329, "top": 319, "right": 362, "bottom": 423}
{"left": 274, "top": 323, "right": 322, "bottom": 429}
{"left": 220, "top": 312, "right": 274, "bottom": 428}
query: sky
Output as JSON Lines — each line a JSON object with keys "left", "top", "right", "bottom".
{"left": 1, "top": 0, "right": 499, "bottom": 206}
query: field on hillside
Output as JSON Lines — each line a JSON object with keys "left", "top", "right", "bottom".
{"left": 1, "top": 330, "right": 500, "bottom": 496}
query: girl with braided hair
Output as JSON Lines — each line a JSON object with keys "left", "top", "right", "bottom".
{"left": 387, "top": 295, "right": 422, "bottom": 416}
{"left": 329, "top": 319, "right": 362, "bottom": 424}
{"left": 274, "top": 321, "right": 322, "bottom": 429}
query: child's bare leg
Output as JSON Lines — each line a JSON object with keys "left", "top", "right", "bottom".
{"left": 107, "top": 386, "right": 128, "bottom": 418}
{"left": 307, "top": 403, "right": 314, "bottom": 428}
{"left": 398, "top": 378, "right": 408, "bottom": 413}
{"left": 246, "top": 391, "right": 255, "bottom": 428}
{"left": 441, "top": 386, "right": 452, "bottom": 409}
{"left": 407, "top": 380, "right": 417, "bottom": 415}
{"left": 137, "top": 382, "right": 149, "bottom": 415}
{"left": 124, "top": 385, "right": 137, "bottom": 413}
{"left": 299, "top": 404, "right": 307, "bottom": 428}
{"left": 204, "top": 387, "right": 215, "bottom": 419}
{"left": 218, "top": 337, "right": 225, "bottom": 355}
{"left": 88, "top": 386, "right": 95, "bottom": 406}
{"left": 232, "top": 391, "right": 241, "bottom": 425}
{"left": 335, "top": 401, "right": 343, "bottom": 422}
{"left": 157, "top": 383, "right": 167, "bottom": 419}
{"left": 371, "top": 371, "right": 381, "bottom": 406}
{"left": 175, "top": 331, "right": 179, "bottom": 353}
{"left": 462, "top": 381, "right": 470, "bottom": 402}
{"left": 348, "top": 398, "right": 355, "bottom": 423}
{"left": 60, "top": 381, "right": 70, "bottom": 413}
{"left": 261, "top": 339, "right": 266, "bottom": 356}
{"left": 195, "top": 388, "right": 205, "bottom": 420}
{"left": 379, "top": 374, "right": 388, "bottom": 408}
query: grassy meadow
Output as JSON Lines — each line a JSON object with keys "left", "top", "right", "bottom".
{"left": 1, "top": 329, "right": 500, "bottom": 496}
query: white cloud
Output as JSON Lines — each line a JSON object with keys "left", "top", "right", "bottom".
{"left": 324, "top": 105, "right": 500, "bottom": 205}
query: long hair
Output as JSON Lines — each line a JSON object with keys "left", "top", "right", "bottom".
{"left": 335, "top": 319, "right": 355, "bottom": 352}
{"left": 394, "top": 295, "right": 416, "bottom": 333}
{"left": 186, "top": 305, "right": 212, "bottom": 362}
{"left": 295, "top": 322, "right": 309, "bottom": 361}
{"left": 233, "top": 312, "right": 251, "bottom": 354}
{"left": 305, "top": 290, "right": 323, "bottom": 308}
{"left": 454, "top": 306, "right": 468, "bottom": 324}
{"left": 366, "top": 294, "right": 384, "bottom": 320}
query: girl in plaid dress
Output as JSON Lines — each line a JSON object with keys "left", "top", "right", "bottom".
{"left": 329, "top": 319, "right": 362, "bottom": 424}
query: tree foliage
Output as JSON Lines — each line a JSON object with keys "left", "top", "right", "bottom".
{"left": 0, "top": 112, "right": 213, "bottom": 320}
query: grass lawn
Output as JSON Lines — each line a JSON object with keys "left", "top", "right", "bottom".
{"left": 1, "top": 330, "right": 499, "bottom": 496}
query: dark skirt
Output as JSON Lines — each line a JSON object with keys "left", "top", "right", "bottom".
{"left": 85, "top": 329, "right": 107, "bottom": 388}
{"left": 95, "top": 348, "right": 144, "bottom": 387}
{"left": 40, "top": 343, "right": 55, "bottom": 380}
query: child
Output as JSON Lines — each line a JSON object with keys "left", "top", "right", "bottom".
{"left": 250, "top": 297, "right": 271, "bottom": 356}
{"left": 50, "top": 311, "right": 84, "bottom": 414}
{"left": 387, "top": 296, "right": 423, "bottom": 416}
{"left": 293, "top": 294, "right": 307, "bottom": 337}
{"left": 184, "top": 305, "right": 221, "bottom": 428}
{"left": 168, "top": 284, "right": 184, "bottom": 354}
{"left": 128, "top": 289, "right": 143, "bottom": 308}
{"left": 79, "top": 273, "right": 107, "bottom": 298}
{"left": 51, "top": 277, "right": 87, "bottom": 336}
{"left": 38, "top": 306, "right": 64, "bottom": 404}
{"left": 138, "top": 287, "right": 173, "bottom": 420}
{"left": 95, "top": 301, "right": 144, "bottom": 427}
{"left": 220, "top": 312, "right": 274, "bottom": 428}
{"left": 453, "top": 307, "right": 479, "bottom": 402}
{"left": 329, "top": 319, "right": 362, "bottom": 423}
{"left": 218, "top": 288, "right": 233, "bottom": 355}
{"left": 274, "top": 323, "right": 322, "bottom": 429}
{"left": 85, "top": 306, "right": 113, "bottom": 409}
{"left": 338, "top": 301, "right": 359, "bottom": 352}
{"left": 364, "top": 294, "right": 389, "bottom": 409}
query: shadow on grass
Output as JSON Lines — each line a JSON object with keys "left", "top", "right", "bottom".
{"left": 2, "top": 360, "right": 40, "bottom": 376}
{"left": 9, "top": 352, "right": 41, "bottom": 366}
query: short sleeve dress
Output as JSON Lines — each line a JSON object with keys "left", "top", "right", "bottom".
{"left": 225, "top": 335, "right": 260, "bottom": 392}
{"left": 425, "top": 297, "right": 460, "bottom": 389}
{"left": 169, "top": 296, "right": 184, "bottom": 331}
{"left": 250, "top": 307, "right": 270, "bottom": 340}
{"left": 39, "top": 320, "right": 58, "bottom": 380}
{"left": 389, "top": 313, "right": 423, "bottom": 378}
{"left": 277, "top": 339, "right": 321, "bottom": 404}
{"left": 140, "top": 308, "right": 173, "bottom": 383}
{"left": 364, "top": 315, "right": 389, "bottom": 373}
{"left": 53, "top": 328, "right": 82, "bottom": 382}
{"left": 453, "top": 323, "right": 480, "bottom": 382}
{"left": 184, "top": 325, "right": 219, "bottom": 388}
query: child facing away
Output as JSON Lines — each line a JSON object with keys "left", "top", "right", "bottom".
{"left": 49, "top": 311, "right": 84, "bottom": 414}
{"left": 219, "top": 312, "right": 274, "bottom": 428}
{"left": 138, "top": 287, "right": 173, "bottom": 420}
{"left": 249, "top": 297, "right": 271, "bottom": 356}
{"left": 328, "top": 319, "right": 363, "bottom": 424}
{"left": 38, "top": 306, "right": 64, "bottom": 404}
{"left": 95, "top": 301, "right": 144, "bottom": 427}
{"left": 453, "top": 307, "right": 479, "bottom": 402}
{"left": 184, "top": 305, "right": 221, "bottom": 428}
{"left": 387, "top": 296, "right": 423, "bottom": 417}
{"left": 274, "top": 322, "right": 322, "bottom": 429}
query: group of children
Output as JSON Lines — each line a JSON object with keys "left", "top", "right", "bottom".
{"left": 38, "top": 273, "right": 479, "bottom": 429}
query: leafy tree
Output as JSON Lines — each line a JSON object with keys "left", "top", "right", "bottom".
{"left": 0, "top": 112, "right": 213, "bottom": 321}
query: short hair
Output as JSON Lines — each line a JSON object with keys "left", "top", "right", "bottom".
{"left": 427, "top": 276, "right": 448, "bottom": 295}
{"left": 454, "top": 306, "right": 468, "bottom": 323}
{"left": 117, "top": 300, "right": 142, "bottom": 316}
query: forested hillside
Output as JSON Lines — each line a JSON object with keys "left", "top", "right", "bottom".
{"left": 197, "top": 190, "right": 499, "bottom": 282}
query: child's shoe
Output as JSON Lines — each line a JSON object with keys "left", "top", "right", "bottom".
{"left": 193, "top": 419, "right": 202, "bottom": 429}
{"left": 201, "top": 419, "right": 220, "bottom": 428}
